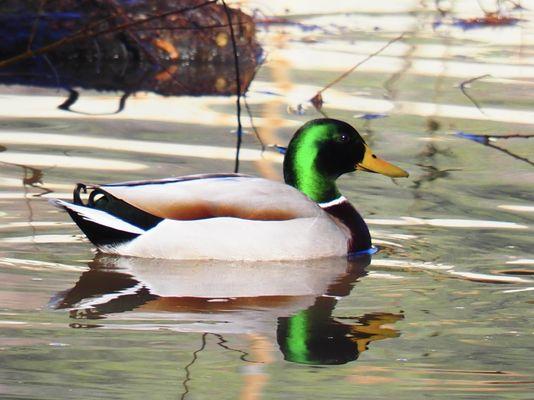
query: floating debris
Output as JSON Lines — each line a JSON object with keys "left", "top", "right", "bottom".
{"left": 310, "top": 92, "right": 324, "bottom": 111}
{"left": 355, "top": 113, "right": 388, "bottom": 120}
{"left": 453, "top": 13, "right": 521, "bottom": 30}
{"left": 457, "top": 132, "right": 490, "bottom": 145}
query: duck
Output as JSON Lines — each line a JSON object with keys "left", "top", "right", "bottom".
{"left": 50, "top": 118, "right": 408, "bottom": 260}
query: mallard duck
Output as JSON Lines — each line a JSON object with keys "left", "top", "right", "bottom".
{"left": 51, "top": 118, "right": 408, "bottom": 260}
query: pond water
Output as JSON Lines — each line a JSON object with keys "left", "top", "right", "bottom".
{"left": 1, "top": 1, "right": 533, "bottom": 399}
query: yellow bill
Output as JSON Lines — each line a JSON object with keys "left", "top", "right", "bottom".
{"left": 356, "top": 144, "right": 409, "bottom": 178}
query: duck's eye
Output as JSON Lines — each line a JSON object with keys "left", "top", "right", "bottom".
{"left": 337, "top": 133, "right": 349, "bottom": 143}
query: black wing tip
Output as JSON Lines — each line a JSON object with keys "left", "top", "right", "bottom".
{"left": 65, "top": 208, "right": 140, "bottom": 247}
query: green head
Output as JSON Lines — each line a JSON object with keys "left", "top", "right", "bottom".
{"left": 283, "top": 118, "right": 408, "bottom": 203}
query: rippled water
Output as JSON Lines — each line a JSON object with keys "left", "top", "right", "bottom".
{"left": 1, "top": 1, "right": 534, "bottom": 398}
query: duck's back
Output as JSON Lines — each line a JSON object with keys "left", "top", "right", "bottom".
{"left": 99, "top": 173, "right": 322, "bottom": 221}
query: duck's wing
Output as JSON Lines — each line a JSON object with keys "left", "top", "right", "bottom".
{"left": 92, "top": 173, "right": 322, "bottom": 221}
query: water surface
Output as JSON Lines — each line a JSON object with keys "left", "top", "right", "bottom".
{"left": 1, "top": 1, "right": 533, "bottom": 399}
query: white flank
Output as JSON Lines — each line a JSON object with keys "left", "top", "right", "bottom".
{"left": 115, "top": 216, "right": 348, "bottom": 261}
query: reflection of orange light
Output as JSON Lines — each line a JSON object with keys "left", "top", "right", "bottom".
{"left": 215, "top": 77, "right": 227, "bottom": 91}
{"left": 152, "top": 38, "right": 180, "bottom": 60}
{"left": 254, "top": 32, "right": 290, "bottom": 180}
{"left": 216, "top": 32, "right": 229, "bottom": 47}
{"left": 457, "top": 13, "right": 519, "bottom": 28}
{"left": 155, "top": 65, "right": 178, "bottom": 82}
{"left": 151, "top": 39, "right": 180, "bottom": 82}
{"left": 348, "top": 313, "right": 403, "bottom": 354}
{"left": 239, "top": 334, "right": 273, "bottom": 400}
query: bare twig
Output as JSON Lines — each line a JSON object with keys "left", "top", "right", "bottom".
{"left": 27, "top": 0, "right": 47, "bottom": 51}
{"left": 243, "top": 59, "right": 267, "bottom": 152}
{"left": 458, "top": 132, "right": 534, "bottom": 166}
{"left": 312, "top": 33, "right": 406, "bottom": 100}
{"left": 476, "top": 133, "right": 534, "bottom": 139}
{"left": 459, "top": 74, "right": 491, "bottom": 115}
{"left": 244, "top": 96, "right": 265, "bottom": 151}
{"left": 486, "top": 142, "right": 534, "bottom": 166}
{"left": 129, "top": 22, "right": 247, "bottom": 31}
{"left": 476, "top": 0, "right": 491, "bottom": 14}
{"left": 42, "top": 54, "right": 61, "bottom": 88}
{"left": 222, "top": 0, "right": 243, "bottom": 173}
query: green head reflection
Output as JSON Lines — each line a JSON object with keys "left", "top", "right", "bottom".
{"left": 278, "top": 303, "right": 404, "bottom": 365}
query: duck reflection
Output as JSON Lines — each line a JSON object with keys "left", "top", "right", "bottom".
{"left": 51, "top": 254, "right": 403, "bottom": 365}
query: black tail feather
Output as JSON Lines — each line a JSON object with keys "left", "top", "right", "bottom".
{"left": 66, "top": 208, "right": 140, "bottom": 247}
{"left": 73, "top": 183, "right": 87, "bottom": 205}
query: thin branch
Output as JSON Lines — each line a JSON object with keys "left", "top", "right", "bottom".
{"left": 0, "top": 0, "right": 218, "bottom": 69}
{"left": 244, "top": 96, "right": 265, "bottom": 151}
{"left": 221, "top": 0, "right": 243, "bottom": 173}
{"left": 459, "top": 74, "right": 491, "bottom": 115}
{"left": 486, "top": 142, "right": 534, "bottom": 166}
{"left": 27, "top": 0, "right": 47, "bottom": 51}
{"left": 458, "top": 132, "right": 534, "bottom": 166}
{"left": 475, "top": 133, "right": 534, "bottom": 139}
{"left": 41, "top": 54, "right": 61, "bottom": 88}
{"left": 243, "top": 59, "right": 266, "bottom": 151}
{"left": 475, "top": 0, "right": 491, "bottom": 14}
{"left": 128, "top": 22, "right": 248, "bottom": 31}
{"left": 313, "top": 33, "right": 406, "bottom": 98}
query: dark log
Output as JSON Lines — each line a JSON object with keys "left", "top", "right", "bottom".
{"left": 0, "top": 0, "right": 262, "bottom": 96}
